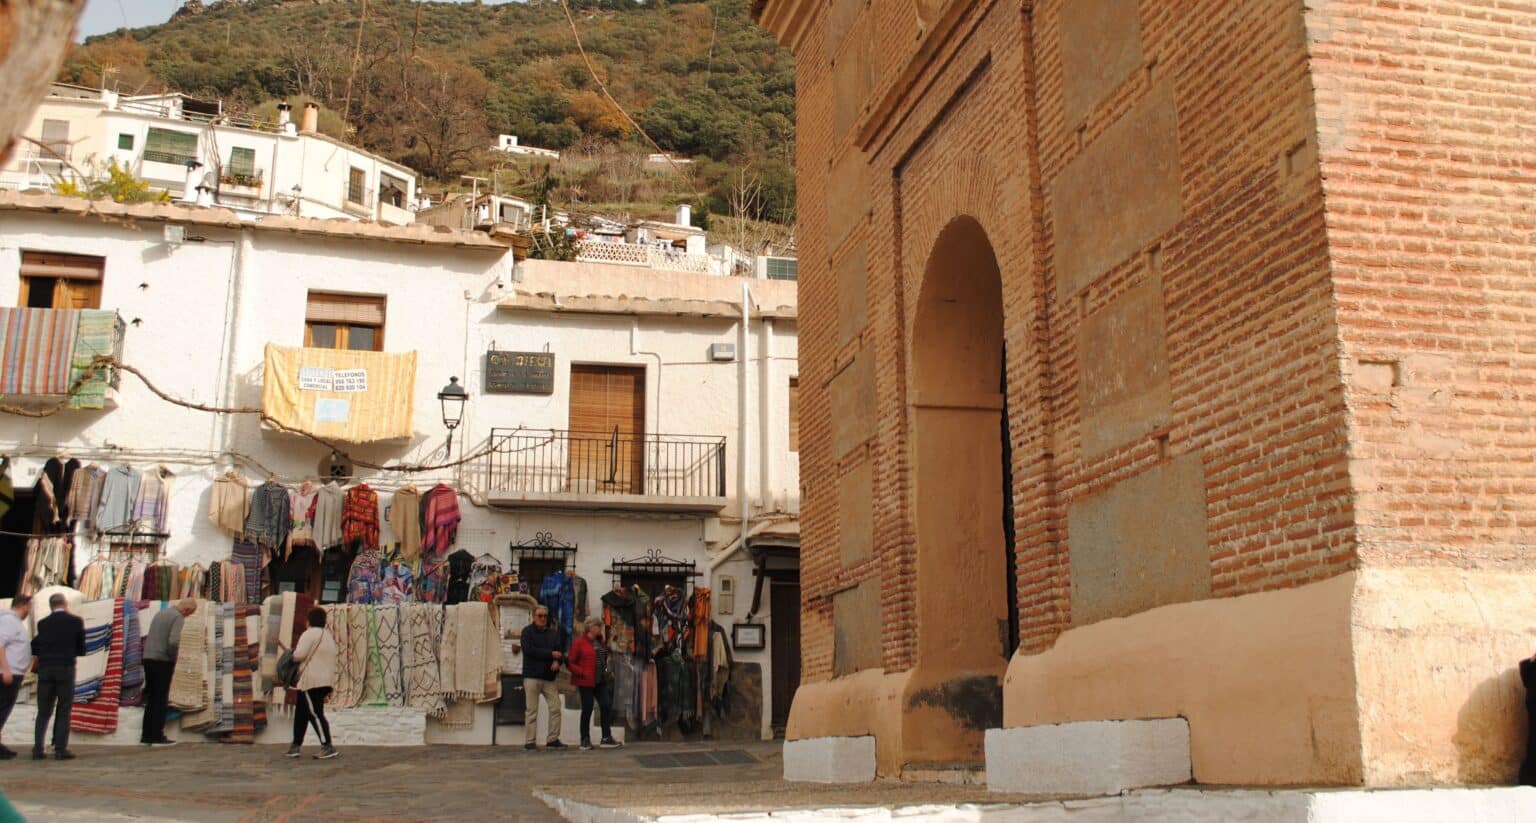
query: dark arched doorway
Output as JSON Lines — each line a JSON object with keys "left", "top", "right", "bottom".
{"left": 902, "top": 216, "right": 1014, "bottom": 767}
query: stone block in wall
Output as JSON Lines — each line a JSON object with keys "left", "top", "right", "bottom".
{"left": 1068, "top": 452, "right": 1210, "bottom": 626}
{"left": 1053, "top": 82, "right": 1183, "bottom": 299}
{"left": 833, "top": 14, "right": 877, "bottom": 139}
{"left": 835, "top": 237, "right": 869, "bottom": 347}
{"left": 838, "top": 453, "right": 874, "bottom": 566}
{"left": 1059, "top": 0, "right": 1145, "bottom": 128}
{"left": 985, "top": 717, "right": 1191, "bottom": 795}
{"left": 1079, "top": 277, "right": 1173, "bottom": 458}
{"left": 833, "top": 582, "right": 881, "bottom": 676}
{"left": 828, "top": 150, "right": 868, "bottom": 254}
{"left": 829, "top": 353, "right": 876, "bottom": 459}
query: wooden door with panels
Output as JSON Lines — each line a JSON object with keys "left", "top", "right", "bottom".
{"left": 568, "top": 364, "right": 645, "bottom": 494}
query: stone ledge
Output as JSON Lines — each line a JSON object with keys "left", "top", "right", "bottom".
{"left": 986, "top": 718, "right": 1191, "bottom": 795}
{"left": 783, "top": 736, "right": 877, "bottom": 783}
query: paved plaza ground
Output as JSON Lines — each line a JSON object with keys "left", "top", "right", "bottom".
{"left": 0, "top": 741, "right": 1034, "bottom": 822}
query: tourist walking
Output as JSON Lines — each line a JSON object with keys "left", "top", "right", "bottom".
{"left": 31, "top": 593, "right": 84, "bottom": 760}
{"left": 568, "top": 618, "right": 621, "bottom": 751}
{"left": 140, "top": 598, "right": 196, "bottom": 746}
{"left": 519, "top": 606, "right": 566, "bottom": 750}
{"left": 0, "top": 595, "right": 33, "bottom": 760}
{"left": 287, "top": 607, "right": 339, "bottom": 760}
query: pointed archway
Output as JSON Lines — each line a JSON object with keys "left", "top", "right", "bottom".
{"left": 901, "top": 215, "right": 1014, "bottom": 767}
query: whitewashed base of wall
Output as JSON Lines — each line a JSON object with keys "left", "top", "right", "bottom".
{"left": 985, "top": 717, "right": 1192, "bottom": 795}
{"left": 782, "top": 735, "right": 877, "bottom": 783}
{"left": 537, "top": 787, "right": 1536, "bottom": 823}
{"left": 7, "top": 701, "right": 622, "bottom": 747}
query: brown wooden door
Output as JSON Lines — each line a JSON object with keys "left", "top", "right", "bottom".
{"left": 568, "top": 364, "right": 645, "bottom": 494}
{"left": 770, "top": 581, "right": 801, "bottom": 734}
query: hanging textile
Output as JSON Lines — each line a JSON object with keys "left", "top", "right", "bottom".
{"left": 0, "top": 306, "right": 77, "bottom": 395}
{"left": 230, "top": 538, "right": 264, "bottom": 604}
{"left": 652, "top": 587, "right": 689, "bottom": 653}
{"left": 331, "top": 605, "right": 370, "bottom": 709}
{"left": 244, "top": 481, "right": 291, "bottom": 550}
{"left": 416, "top": 557, "right": 449, "bottom": 604}
{"left": 404, "top": 604, "right": 446, "bottom": 717}
{"left": 31, "top": 460, "right": 63, "bottom": 534}
{"left": 389, "top": 486, "right": 423, "bottom": 561}
{"left": 380, "top": 562, "right": 414, "bottom": 605}
{"left": 261, "top": 343, "right": 417, "bottom": 443}
{"left": 72, "top": 599, "right": 125, "bottom": 734}
{"left": 572, "top": 574, "right": 589, "bottom": 624}
{"left": 71, "top": 598, "right": 115, "bottom": 704}
{"left": 95, "top": 465, "right": 141, "bottom": 534}
{"left": 538, "top": 570, "right": 576, "bottom": 640}
{"left": 64, "top": 463, "right": 105, "bottom": 534}
{"left": 169, "top": 602, "right": 211, "bottom": 716}
{"left": 227, "top": 605, "right": 259, "bottom": 743}
{"left": 208, "top": 471, "right": 250, "bottom": 536}
{"left": 119, "top": 599, "right": 146, "bottom": 707}
{"left": 342, "top": 484, "right": 380, "bottom": 551}
{"left": 68, "top": 309, "right": 124, "bottom": 410}
{"left": 0, "top": 457, "right": 12, "bottom": 523}
{"left": 287, "top": 481, "right": 319, "bottom": 556}
{"left": 19, "top": 536, "right": 72, "bottom": 597}
{"left": 602, "top": 587, "right": 639, "bottom": 656}
{"left": 377, "top": 605, "right": 405, "bottom": 707}
{"left": 445, "top": 550, "right": 475, "bottom": 605}
{"left": 347, "top": 551, "right": 383, "bottom": 604}
{"left": 131, "top": 467, "right": 171, "bottom": 535}
{"left": 361, "top": 607, "right": 387, "bottom": 707}
{"left": 689, "top": 587, "right": 712, "bottom": 659}
{"left": 419, "top": 484, "right": 461, "bottom": 557}
{"left": 312, "top": 483, "right": 345, "bottom": 550}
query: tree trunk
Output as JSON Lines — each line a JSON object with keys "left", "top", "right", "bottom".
{"left": 0, "top": 0, "right": 86, "bottom": 166}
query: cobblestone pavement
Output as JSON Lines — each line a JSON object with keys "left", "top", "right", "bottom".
{"left": 0, "top": 741, "right": 785, "bottom": 822}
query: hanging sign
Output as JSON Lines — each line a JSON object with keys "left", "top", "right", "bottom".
{"left": 298, "top": 367, "right": 334, "bottom": 391}
{"left": 485, "top": 350, "right": 555, "bottom": 395}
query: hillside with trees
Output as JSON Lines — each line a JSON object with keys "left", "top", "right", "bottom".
{"left": 60, "top": 0, "right": 796, "bottom": 234}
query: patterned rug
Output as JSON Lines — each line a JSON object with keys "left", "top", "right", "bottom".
{"left": 71, "top": 599, "right": 114, "bottom": 703}
{"left": 227, "top": 605, "right": 257, "bottom": 743}
{"left": 403, "top": 604, "right": 445, "bottom": 717}
{"left": 72, "top": 599, "right": 124, "bottom": 734}
{"left": 172, "top": 602, "right": 215, "bottom": 730}
{"left": 377, "top": 605, "right": 404, "bottom": 706}
{"left": 362, "top": 607, "right": 387, "bottom": 707}
{"left": 119, "top": 600, "right": 146, "bottom": 707}
{"left": 209, "top": 603, "right": 234, "bottom": 734}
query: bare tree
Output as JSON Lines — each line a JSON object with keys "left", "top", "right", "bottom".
{"left": 0, "top": 0, "right": 87, "bottom": 166}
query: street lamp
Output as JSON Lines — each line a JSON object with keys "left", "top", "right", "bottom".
{"left": 438, "top": 376, "right": 468, "bottom": 453}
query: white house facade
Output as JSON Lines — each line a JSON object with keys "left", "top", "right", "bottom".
{"left": 0, "top": 191, "right": 799, "bottom": 744}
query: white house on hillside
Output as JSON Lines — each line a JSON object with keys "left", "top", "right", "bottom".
{"left": 0, "top": 84, "right": 420, "bottom": 224}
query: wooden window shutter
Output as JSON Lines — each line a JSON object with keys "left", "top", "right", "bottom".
{"left": 21, "top": 251, "right": 104, "bottom": 281}
{"left": 305, "top": 292, "right": 385, "bottom": 326}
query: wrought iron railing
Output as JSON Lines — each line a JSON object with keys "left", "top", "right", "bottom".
{"left": 485, "top": 428, "right": 727, "bottom": 499}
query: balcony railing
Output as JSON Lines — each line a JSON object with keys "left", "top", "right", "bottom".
{"left": 220, "top": 170, "right": 265, "bottom": 190}
{"left": 574, "top": 241, "right": 713, "bottom": 274}
{"left": 485, "top": 427, "right": 727, "bottom": 506}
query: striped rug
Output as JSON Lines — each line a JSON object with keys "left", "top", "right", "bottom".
{"left": 72, "top": 599, "right": 125, "bottom": 734}
{"left": 0, "top": 307, "right": 78, "bottom": 396}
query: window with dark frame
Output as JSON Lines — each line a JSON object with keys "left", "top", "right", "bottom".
{"left": 227, "top": 147, "right": 257, "bottom": 181}
{"left": 765, "top": 257, "right": 798, "bottom": 281}
{"left": 143, "top": 127, "right": 198, "bottom": 165}
{"left": 347, "top": 167, "right": 367, "bottom": 205}
{"left": 304, "top": 291, "right": 385, "bottom": 352}
{"left": 17, "top": 251, "right": 104, "bottom": 310}
{"left": 117, "top": 133, "right": 134, "bottom": 151}
{"left": 39, "top": 119, "right": 70, "bottom": 161}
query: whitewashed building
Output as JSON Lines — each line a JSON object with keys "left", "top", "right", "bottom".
{"left": 0, "top": 84, "right": 419, "bottom": 224}
{"left": 0, "top": 191, "right": 799, "bottom": 743}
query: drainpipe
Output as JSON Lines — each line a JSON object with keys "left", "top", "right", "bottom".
{"left": 212, "top": 229, "right": 251, "bottom": 454}
{"left": 758, "top": 316, "right": 775, "bottom": 510}
{"left": 737, "top": 279, "right": 752, "bottom": 565}
{"left": 628, "top": 319, "right": 663, "bottom": 435}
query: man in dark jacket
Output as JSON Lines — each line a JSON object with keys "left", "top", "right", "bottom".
{"left": 31, "top": 593, "right": 85, "bottom": 760}
{"left": 517, "top": 606, "right": 566, "bottom": 750}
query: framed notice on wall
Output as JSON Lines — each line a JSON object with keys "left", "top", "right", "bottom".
{"left": 485, "top": 350, "right": 555, "bottom": 395}
{"left": 731, "top": 622, "right": 765, "bottom": 650}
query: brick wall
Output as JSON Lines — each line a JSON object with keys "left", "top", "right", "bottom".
{"left": 776, "top": 0, "right": 1368, "bottom": 679}
{"left": 1306, "top": 1, "right": 1536, "bottom": 569}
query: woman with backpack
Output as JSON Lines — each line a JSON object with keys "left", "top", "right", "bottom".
{"left": 568, "top": 618, "right": 621, "bottom": 751}
{"left": 287, "top": 607, "right": 339, "bottom": 760}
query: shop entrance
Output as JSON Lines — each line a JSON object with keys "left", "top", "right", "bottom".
{"left": 904, "top": 216, "right": 1013, "bottom": 765}
{"left": 769, "top": 580, "right": 800, "bottom": 734}
{"left": 0, "top": 490, "right": 36, "bottom": 599}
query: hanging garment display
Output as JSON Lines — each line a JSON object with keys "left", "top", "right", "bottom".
{"left": 389, "top": 486, "right": 423, "bottom": 561}
{"left": 312, "top": 482, "right": 345, "bottom": 550}
{"left": 419, "top": 484, "right": 461, "bottom": 556}
{"left": 689, "top": 587, "right": 712, "bottom": 658}
{"left": 572, "top": 574, "right": 589, "bottom": 624}
{"left": 538, "top": 570, "right": 576, "bottom": 640}
{"left": 346, "top": 550, "right": 384, "bottom": 604}
{"left": 416, "top": 557, "right": 448, "bottom": 604}
{"left": 244, "top": 480, "right": 291, "bottom": 550}
{"left": 230, "top": 538, "right": 265, "bottom": 604}
{"left": 380, "top": 561, "right": 414, "bottom": 605}
{"left": 342, "top": 484, "right": 380, "bottom": 551}
{"left": 18, "top": 536, "right": 72, "bottom": 596}
{"left": 287, "top": 480, "right": 319, "bottom": 555}
{"left": 131, "top": 467, "right": 172, "bottom": 535}
{"left": 445, "top": 549, "right": 475, "bottom": 605}
{"left": 0, "top": 457, "right": 13, "bottom": 522}
{"left": 95, "top": 465, "right": 141, "bottom": 533}
{"left": 208, "top": 470, "right": 250, "bottom": 536}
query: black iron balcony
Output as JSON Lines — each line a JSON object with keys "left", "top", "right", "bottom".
{"left": 484, "top": 427, "right": 727, "bottom": 512}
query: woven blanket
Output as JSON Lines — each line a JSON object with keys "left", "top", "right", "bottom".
{"left": 331, "top": 606, "right": 369, "bottom": 709}
{"left": 440, "top": 697, "right": 475, "bottom": 728}
{"left": 67, "top": 310, "right": 122, "bottom": 410}
{"left": 258, "top": 594, "right": 286, "bottom": 701}
{"left": 377, "top": 605, "right": 404, "bottom": 706}
{"left": 231, "top": 539, "right": 264, "bottom": 604}
{"left": 0, "top": 307, "right": 78, "bottom": 396}
{"left": 72, "top": 599, "right": 114, "bottom": 703}
{"left": 119, "top": 599, "right": 145, "bottom": 707}
{"left": 362, "top": 607, "right": 387, "bottom": 707}
{"left": 169, "top": 601, "right": 209, "bottom": 710}
{"left": 72, "top": 599, "right": 124, "bottom": 734}
{"left": 209, "top": 604, "right": 234, "bottom": 734}
{"left": 227, "top": 606, "right": 257, "bottom": 743}
{"left": 403, "top": 605, "right": 445, "bottom": 717}
{"left": 445, "top": 603, "right": 496, "bottom": 701}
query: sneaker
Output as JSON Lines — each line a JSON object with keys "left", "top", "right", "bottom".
{"left": 285, "top": 745, "right": 302, "bottom": 758}
{"left": 152, "top": 739, "right": 179, "bottom": 747}
{"left": 545, "top": 740, "right": 567, "bottom": 750}
{"left": 524, "top": 742, "right": 538, "bottom": 751}
{"left": 0, "top": 746, "right": 15, "bottom": 760}
{"left": 580, "top": 742, "right": 594, "bottom": 751}
{"left": 599, "top": 737, "right": 622, "bottom": 749}
{"left": 315, "top": 746, "right": 340, "bottom": 760}
{"left": 54, "top": 750, "right": 76, "bottom": 761}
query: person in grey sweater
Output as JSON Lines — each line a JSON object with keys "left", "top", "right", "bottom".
{"left": 140, "top": 599, "right": 196, "bottom": 746}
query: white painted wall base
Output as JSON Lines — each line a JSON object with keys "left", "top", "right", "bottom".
{"left": 985, "top": 718, "right": 1191, "bottom": 795}
{"left": 536, "top": 787, "right": 1536, "bottom": 823}
{"left": 783, "top": 736, "right": 877, "bottom": 783}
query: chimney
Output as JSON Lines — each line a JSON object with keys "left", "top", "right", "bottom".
{"left": 277, "top": 102, "right": 292, "bottom": 127}
{"left": 196, "top": 171, "right": 215, "bottom": 208}
{"left": 181, "top": 161, "right": 204, "bottom": 204}
{"left": 301, "top": 102, "right": 319, "bottom": 134}
{"left": 676, "top": 203, "right": 692, "bottom": 227}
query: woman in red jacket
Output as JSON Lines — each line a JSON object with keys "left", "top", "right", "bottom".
{"left": 567, "top": 619, "right": 620, "bottom": 750}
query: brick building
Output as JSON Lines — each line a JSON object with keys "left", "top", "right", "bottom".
{"left": 754, "top": 0, "right": 1536, "bottom": 787}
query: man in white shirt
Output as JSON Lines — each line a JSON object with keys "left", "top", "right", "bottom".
{"left": 0, "top": 595, "right": 33, "bottom": 760}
